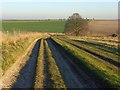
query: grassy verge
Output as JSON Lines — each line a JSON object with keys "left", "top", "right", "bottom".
{"left": 57, "top": 37, "right": 119, "bottom": 64}
{"left": 34, "top": 39, "right": 44, "bottom": 88}
{"left": 52, "top": 37, "right": 119, "bottom": 88}
{"left": 2, "top": 33, "right": 41, "bottom": 74}
{"left": 73, "top": 40, "right": 118, "bottom": 55}
{"left": 44, "top": 40, "right": 66, "bottom": 88}
{"left": 67, "top": 36, "right": 119, "bottom": 48}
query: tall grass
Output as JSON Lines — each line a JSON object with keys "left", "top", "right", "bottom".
{"left": 2, "top": 31, "right": 41, "bottom": 75}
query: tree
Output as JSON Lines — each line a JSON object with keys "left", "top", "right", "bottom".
{"left": 64, "top": 13, "right": 89, "bottom": 36}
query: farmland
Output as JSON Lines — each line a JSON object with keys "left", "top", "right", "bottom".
{"left": 2, "top": 20, "right": 118, "bottom": 36}
{"left": 1, "top": 33, "right": 119, "bottom": 88}
{"left": 2, "top": 20, "right": 66, "bottom": 32}
{"left": 1, "top": 20, "right": 119, "bottom": 89}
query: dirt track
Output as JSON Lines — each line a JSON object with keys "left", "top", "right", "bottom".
{"left": 2, "top": 38, "right": 110, "bottom": 88}
{"left": 1, "top": 39, "right": 40, "bottom": 88}
{"left": 12, "top": 39, "right": 41, "bottom": 88}
{"left": 47, "top": 38, "right": 100, "bottom": 88}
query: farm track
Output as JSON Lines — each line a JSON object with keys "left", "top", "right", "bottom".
{"left": 34, "top": 39, "right": 66, "bottom": 88}
{"left": 2, "top": 37, "right": 118, "bottom": 88}
{"left": 58, "top": 38, "right": 119, "bottom": 68}
{"left": 47, "top": 38, "right": 102, "bottom": 88}
{"left": 11, "top": 39, "right": 41, "bottom": 88}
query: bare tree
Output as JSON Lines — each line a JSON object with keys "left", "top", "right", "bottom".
{"left": 64, "top": 13, "right": 89, "bottom": 36}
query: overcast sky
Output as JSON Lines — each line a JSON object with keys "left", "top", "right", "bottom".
{"left": 1, "top": 0, "right": 119, "bottom": 20}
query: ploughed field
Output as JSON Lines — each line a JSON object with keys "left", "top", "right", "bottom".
{"left": 1, "top": 36, "right": 119, "bottom": 89}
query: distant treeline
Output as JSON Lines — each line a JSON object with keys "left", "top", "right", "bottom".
{"left": 2, "top": 19, "right": 67, "bottom": 21}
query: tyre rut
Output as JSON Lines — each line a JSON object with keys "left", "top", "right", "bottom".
{"left": 47, "top": 38, "right": 99, "bottom": 88}
{"left": 12, "top": 39, "right": 41, "bottom": 88}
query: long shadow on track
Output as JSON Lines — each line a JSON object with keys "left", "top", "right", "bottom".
{"left": 12, "top": 39, "right": 41, "bottom": 88}
{"left": 47, "top": 38, "right": 102, "bottom": 88}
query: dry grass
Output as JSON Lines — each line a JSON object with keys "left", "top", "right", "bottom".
{"left": 67, "top": 36, "right": 119, "bottom": 47}
{"left": 1, "top": 31, "right": 42, "bottom": 74}
{"left": 2, "top": 31, "right": 41, "bottom": 43}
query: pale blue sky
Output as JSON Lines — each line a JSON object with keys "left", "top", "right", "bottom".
{"left": 2, "top": 0, "right": 119, "bottom": 2}
{"left": 2, "top": 1, "right": 118, "bottom": 19}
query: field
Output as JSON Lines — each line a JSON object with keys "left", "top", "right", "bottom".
{"left": 1, "top": 20, "right": 119, "bottom": 89}
{"left": 89, "top": 20, "right": 118, "bottom": 36}
{"left": 2, "top": 20, "right": 66, "bottom": 33}
{"left": 2, "top": 20, "right": 118, "bottom": 36}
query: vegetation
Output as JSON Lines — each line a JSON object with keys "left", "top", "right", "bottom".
{"left": 2, "top": 32, "right": 41, "bottom": 74}
{"left": 2, "top": 20, "right": 66, "bottom": 32}
{"left": 64, "top": 13, "right": 89, "bottom": 36}
{"left": 111, "top": 33, "right": 117, "bottom": 37}
{"left": 2, "top": 19, "right": 119, "bottom": 88}
{"left": 34, "top": 39, "right": 66, "bottom": 88}
{"left": 73, "top": 39, "right": 119, "bottom": 55}
{"left": 34, "top": 39, "right": 44, "bottom": 88}
{"left": 57, "top": 37, "right": 119, "bottom": 64}
{"left": 44, "top": 40, "right": 66, "bottom": 88}
{"left": 67, "top": 36, "right": 119, "bottom": 48}
{"left": 52, "top": 37, "right": 119, "bottom": 88}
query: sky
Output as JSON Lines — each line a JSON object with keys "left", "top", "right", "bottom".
{"left": 1, "top": 0, "right": 119, "bottom": 20}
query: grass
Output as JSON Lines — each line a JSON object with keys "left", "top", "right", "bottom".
{"left": 2, "top": 20, "right": 66, "bottom": 32}
{"left": 73, "top": 40, "right": 119, "bottom": 55}
{"left": 34, "top": 39, "right": 44, "bottom": 88}
{"left": 52, "top": 37, "right": 119, "bottom": 88}
{"left": 44, "top": 40, "right": 66, "bottom": 88}
{"left": 57, "top": 37, "right": 119, "bottom": 64}
{"left": 67, "top": 36, "right": 119, "bottom": 48}
{"left": 2, "top": 32, "right": 41, "bottom": 75}
{"left": 34, "top": 39, "right": 66, "bottom": 88}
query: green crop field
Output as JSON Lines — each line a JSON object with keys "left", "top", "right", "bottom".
{"left": 2, "top": 20, "right": 66, "bottom": 32}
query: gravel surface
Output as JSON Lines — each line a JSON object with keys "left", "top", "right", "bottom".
{"left": 47, "top": 38, "right": 99, "bottom": 88}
